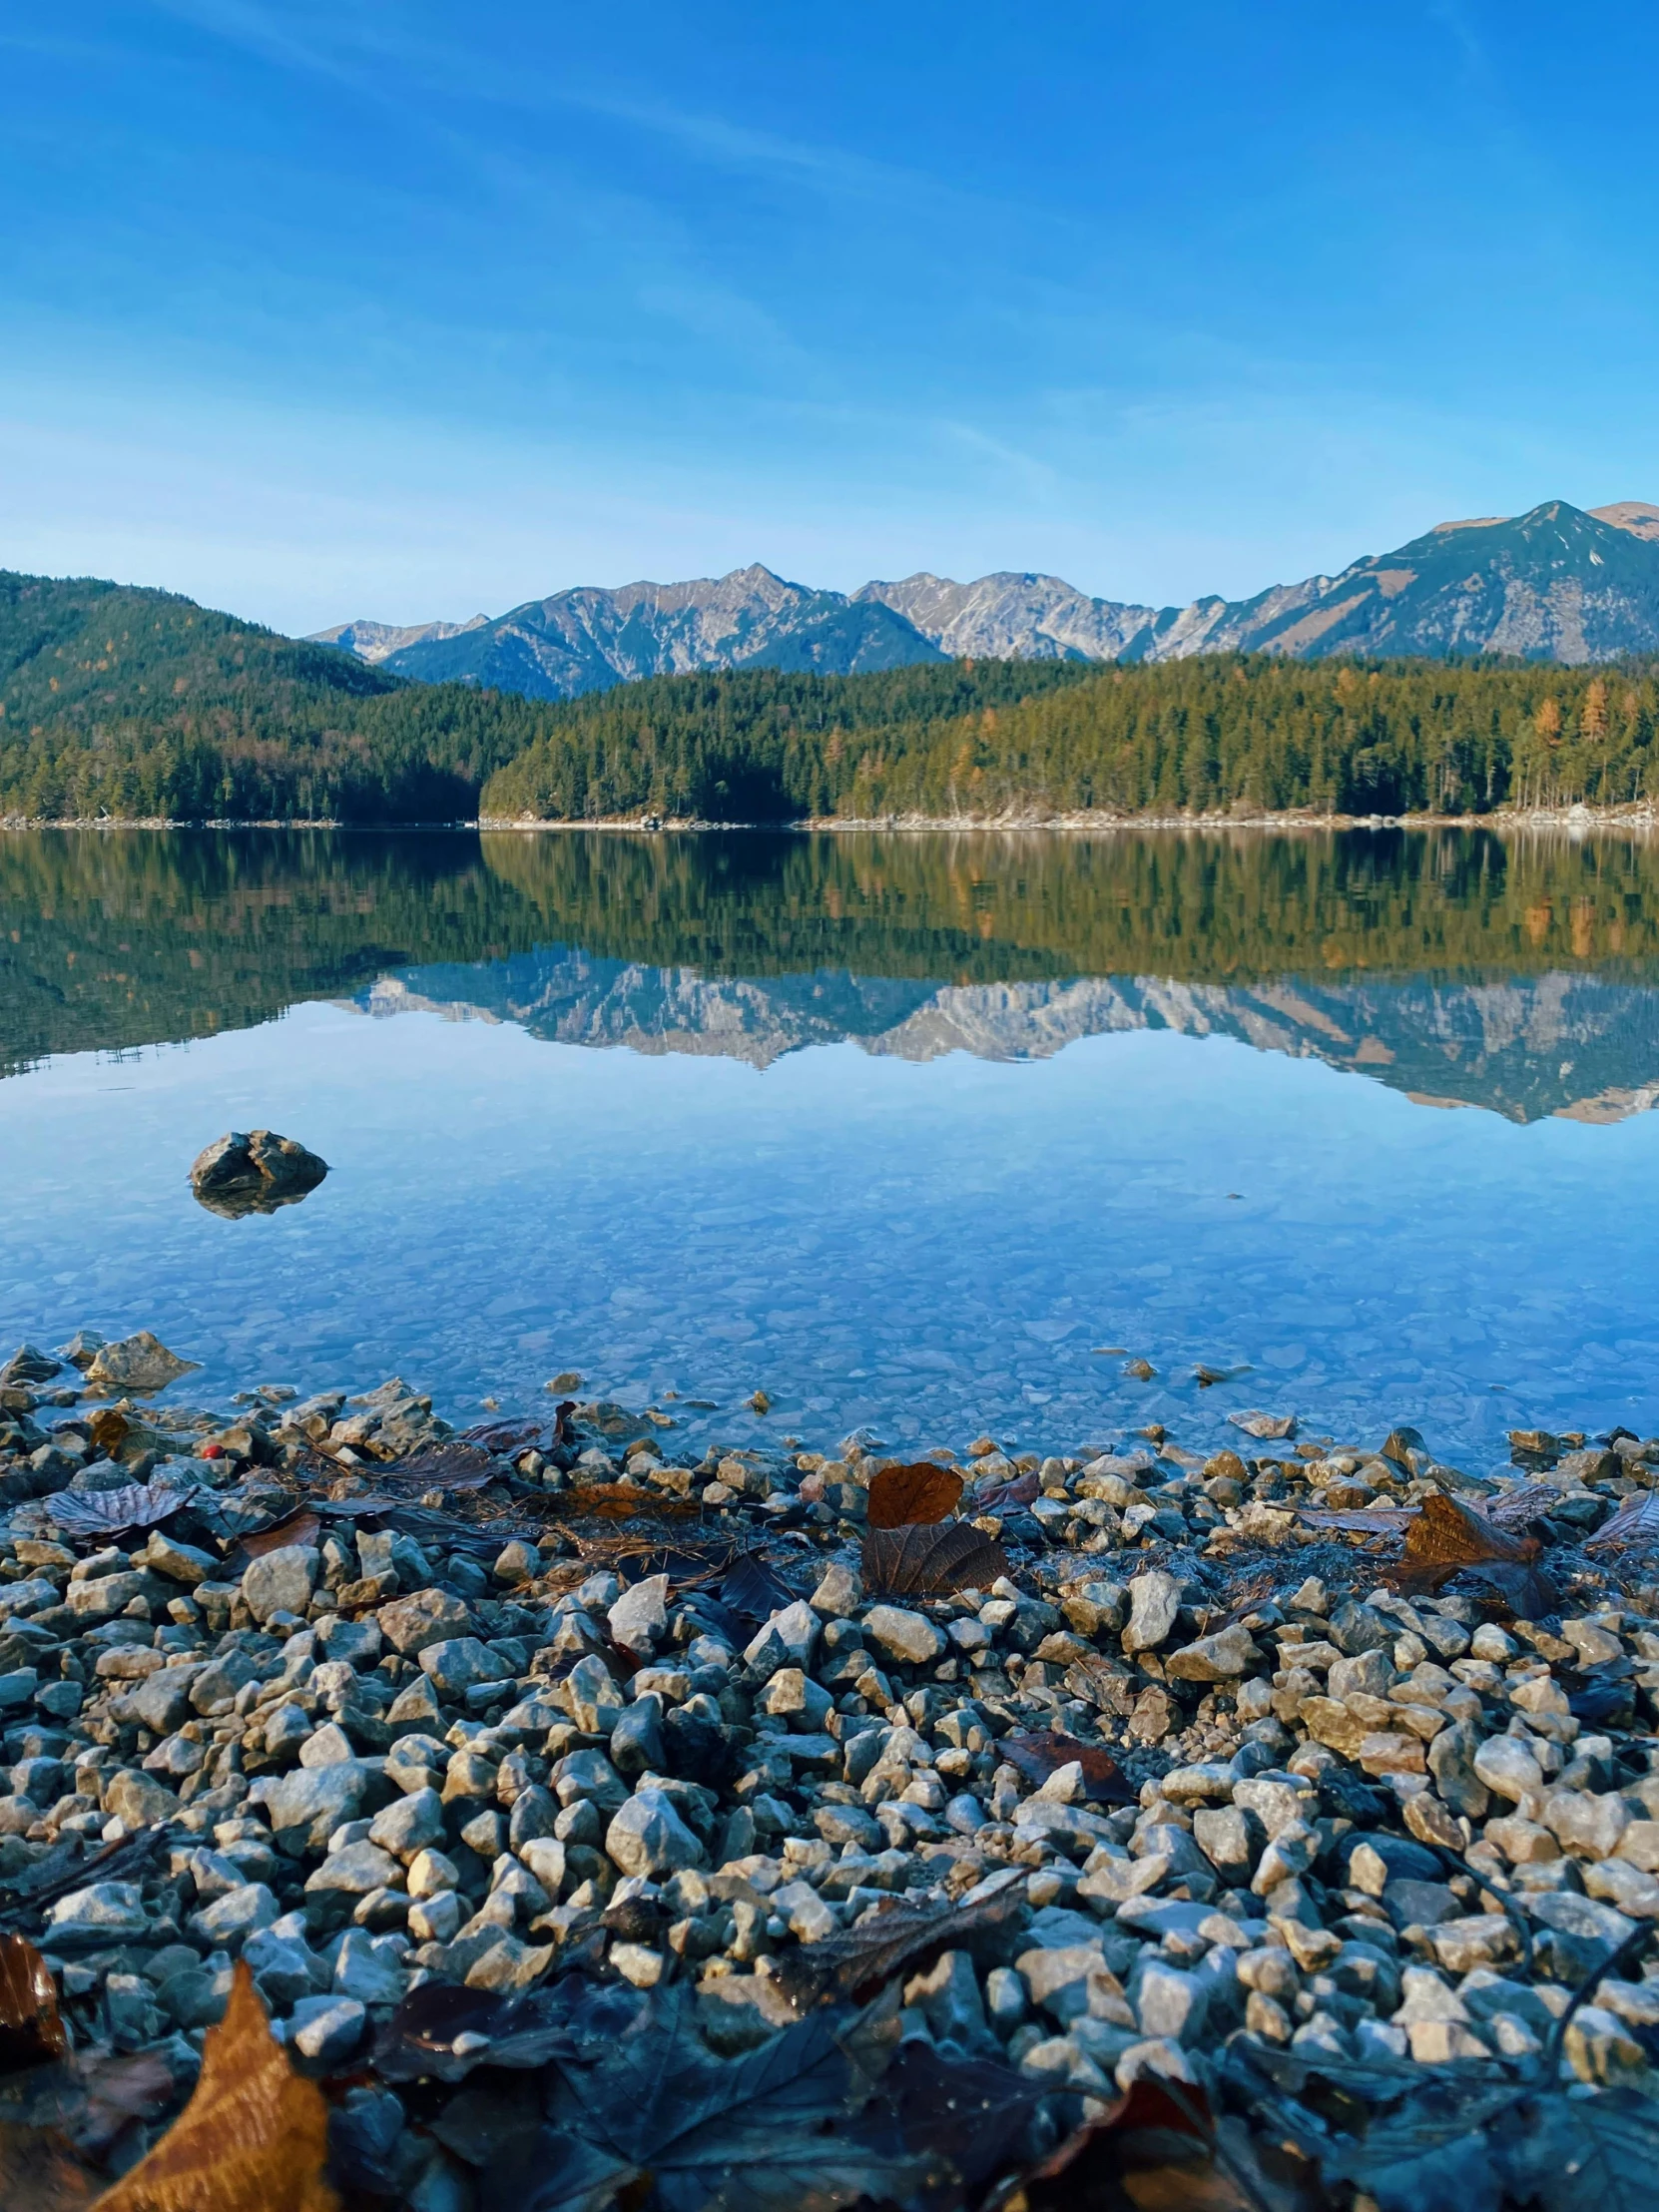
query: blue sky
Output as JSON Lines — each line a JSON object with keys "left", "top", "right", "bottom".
{"left": 6, "top": 2, "right": 1659, "bottom": 633}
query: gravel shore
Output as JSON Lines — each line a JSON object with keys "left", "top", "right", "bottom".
{"left": 2, "top": 1332, "right": 1658, "bottom": 2208}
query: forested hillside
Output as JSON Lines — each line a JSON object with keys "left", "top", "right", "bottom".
{"left": 481, "top": 653, "right": 1659, "bottom": 820}
{"left": 0, "top": 571, "right": 555, "bottom": 821}
{"left": 6, "top": 569, "right": 1659, "bottom": 823}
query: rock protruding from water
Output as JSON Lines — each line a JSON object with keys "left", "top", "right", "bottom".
{"left": 190, "top": 1130, "right": 328, "bottom": 1219}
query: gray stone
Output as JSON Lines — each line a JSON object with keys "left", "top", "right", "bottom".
{"left": 611, "top": 1700, "right": 666, "bottom": 1777}
{"left": 517, "top": 1837, "right": 566, "bottom": 1898}
{"left": 190, "top": 1650, "right": 260, "bottom": 1716}
{"left": 369, "top": 1787, "right": 445, "bottom": 1859}
{"left": 377, "top": 1588, "right": 472, "bottom": 1656}
{"left": 47, "top": 1882, "right": 148, "bottom": 1936}
{"left": 1166, "top": 1624, "right": 1261, "bottom": 1681}
{"left": 315, "top": 1615, "right": 382, "bottom": 1668}
{"left": 1525, "top": 1891, "right": 1638, "bottom": 1945}
{"left": 242, "top": 1546, "right": 318, "bottom": 1625}
{"left": 1427, "top": 1720, "right": 1490, "bottom": 1820}
{"left": 243, "top": 1928, "right": 326, "bottom": 2007}
{"left": 903, "top": 1948, "right": 995, "bottom": 2050}
{"left": 418, "top": 1638, "right": 500, "bottom": 1698}
{"left": 104, "top": 1770, "right": 181, "bottom": 1827}
{"left": 1473, "top": 1736, "right": 1545, "bottom": 1804}
{"left": 84, "top": 1332, "right": 200, "bottom": 1394}
{"left": 122, "top": 1663, "right": 202, "bottom": 1736}
{"left": 608, "top": 1575, "right": 669, "bottom": 1658}
{"left": 145, "top": 1535, "right": 217, "bottom": 1587}
{"left": 554, "top": 1655, "right": 624, "bottom": 1733}
{"left": 811, "top": 1562, "right": 862, "bottom": 1617}
{"left": 191, "top": 1883, "right": 281, "bottom": 1947}
{"left": 1133, "top": 1960, "right": 1209, "bottom": 2043}
{"left": 1542, "top": 1788, "right": 1631, "bottom": 1860}
{"left": 306, "top": 1842, "right": 400, "bottom": 1897}
{"left": 261, "top": 1761, "right": 371, "bottom": 1851}
{"left": 1121, "top": 1571, "right": 1181, "bottom": 1655}
{"left": 288, "top": 1995, "right": 365, "bottom": 2065}
{"left": 66, "top": 1572, "right": 148, "bottom": 1622}
{"left": 862, "top": 1606, "right": 944, "bottom": 1666}
{"left": 1193, "top": 1806, "right": 1259, "bottom": 1882}
{"left": 606, "top": 1788, "right": 707, "bottom": 1878}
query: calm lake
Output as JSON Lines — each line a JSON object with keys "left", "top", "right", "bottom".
{"left": 4, "top": 826, "right": 1659, "bottom": 1468}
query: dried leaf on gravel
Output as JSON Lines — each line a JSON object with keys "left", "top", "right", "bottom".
{"left": 238, "top": 1509, "right": 321, "bottom": 1559}
{"left": 0, "top": 1938, "right": 67, "bottom": 2068}
{"left": 563, "top": 1484, "right": 699, "bottom": 1522}
{"left": 386, "top": 1443, "right": 501, "bottom": 1492}
{"left": 1001, "top": 1730, "right": 1138, "bottom": 1806}
{"left": 720, "top": 1553, "right": 799, "bottom": 1625}
{"left": 48, "top": 1486, "right": 189, "bottom": 1540}
{"left": 860, "top": 1520, "right": 1009, "bottom": 1598}
{"left": 773, "top": 1875, "right": 1026, "bottom": 2007}
{"left": 865, "top": 1462, "right": 964, "bottom": 1529}
{"left": 94, "top": 1961, "right": 337, "bottom": 2212}
{"left": 1589, "top": 1491, "right": 1659, "bottom": 1552}
{"left": 1294, "top": 1506, "right": 1418, "bottom": 1534}
{"left": 848, "top": 2038, "right": 1040, "bottom": 2201}
{"left": 971, "top": 1469, "right": 1041, "bottom": 1512}
{"left": 1385, "top": 1490, "right": 1542, "bottom": 1597}
{"left": 1486, "top": 1482, "right": 1571, "bottom": 1530}
{"left": 371, "top": 1980, "right": 589, "bottom": 2084}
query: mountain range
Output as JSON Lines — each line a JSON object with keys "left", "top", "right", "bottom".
{"left": 312, "top": 498, "right": 1659, "bottom": 701}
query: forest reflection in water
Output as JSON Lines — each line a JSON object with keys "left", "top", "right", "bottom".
{"left": 5, "top": 824, "right": 1659, "bottom": 1120}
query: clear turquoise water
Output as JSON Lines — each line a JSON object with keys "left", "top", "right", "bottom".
{"left": 3, "top": 827, "right": 1658, "bottom": 1469}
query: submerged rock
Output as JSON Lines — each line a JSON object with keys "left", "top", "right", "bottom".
{"left": 190, "top": 1129, "right": 329, "bottom": 1218}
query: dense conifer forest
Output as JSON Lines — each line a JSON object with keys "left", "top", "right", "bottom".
{"left": 4, "top": 569, "right": 1659, "bottom": 822}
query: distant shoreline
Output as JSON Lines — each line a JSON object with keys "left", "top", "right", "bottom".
{"left": 4, "top": 801, "right": 1658, "bottom": 835}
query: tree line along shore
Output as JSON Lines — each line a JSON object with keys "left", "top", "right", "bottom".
{"left": 7, "top": 568, "right": 1659, "bottom": 826}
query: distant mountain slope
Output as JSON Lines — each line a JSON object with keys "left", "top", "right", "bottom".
{"left": 310, "top": 615, "right": 489, "bottom": 663}
{"left": 358, "top": 564, "right": 944, "bottom": 700}
{"left": 317, "top": 499, "right": 1659, "bottom": 698}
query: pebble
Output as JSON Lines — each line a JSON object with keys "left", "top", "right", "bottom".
{"left": 3, "top": 1338, "right": 1659, "bottom": 2171}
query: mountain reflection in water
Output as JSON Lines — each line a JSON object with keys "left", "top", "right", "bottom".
{"left": 7, "top": 824, "right": 1659, "bottom": 1122}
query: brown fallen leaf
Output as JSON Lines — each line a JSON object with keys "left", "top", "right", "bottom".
{"left": 0, "top": 2122, "right": 102, "bottom": 2212}
{"left": 0, "top": 1937, "right": 67, "bottom": 2068}
{"left": 861, "top": 1520, "right": 1008, "bottom": 1597}
{"left": 1001, "top": 1730, "right": 1138, "bottom": 1806}
{"left": 562, "top": 1484, "right": 699, "bottom": 1522}
{"left": 1385, "top": 1490, "right": 1550, "bottom": 1610}
{"left": 92, "top": 1961, "right": 338, "bottom": 2212}
{"left": 773, "top": 1877, "right": 1025, "bottom": 2006}
{"left": 1588, "top": 1490, "right": 1659, "bottom": 1552}
{"left": 865, "top": 1462, "right": 964, "bottom": 1529}
{"left": 86, "top": 1410, "right": 130, "bottom": 1458}
{"left": 239, "top": 1509, "right": 321, "bottom": 1560}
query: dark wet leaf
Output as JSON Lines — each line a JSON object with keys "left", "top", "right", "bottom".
{"left": 387, "top": 1443, "right": 501, "bottom": 1493}
{"left": 0, "top": 1939, "right": 67, "bottom": 2069}
{"left": 865, "top": 1463, "right": 964, "bottom": 1530}
{"left": 1487, "top": 1481, "right": 1570, "bottom": 1531}
{"left": 1001, "top": 1730, "right": 1138, "bottom": 1806}
{"left": 773, "top": 1876, "right": 1026, "bottom": 2007}
{"left": 48, "top": 1484, "right": 191, "bottom": 1539}
{"left": 370, "top": 1980, "right": 584, "bottom": 2084}
{"left": 861, "top": 1521, "right": 1009, "bottom": 1598}
{"left": 971, "top": 1469, "right": 1040, "bottom": 1513}
{"left": 95, "top": 1961, "right": 337, "bottom": 2212}
{"left": 1568, "top": 1677, "right": 1637, "bottom": 1729}
{"left": 1459, "top": 1557, "right": 1558, "bottom": 1619}
{"left": 1492, "top": 2088, "right": 1659, "bottom": 2212}
{"left": 1588, "top": 1491, "right": 1659, "bottom": 1553}
{"left": 457, "top": 1418, "right": 547, "bottom": 1457}
{"left": 720, "top": 1554, "right": 798, "bottom": 1626}
{"left": 854, "top": 2039, "right": 1039, "bottom": 2198}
